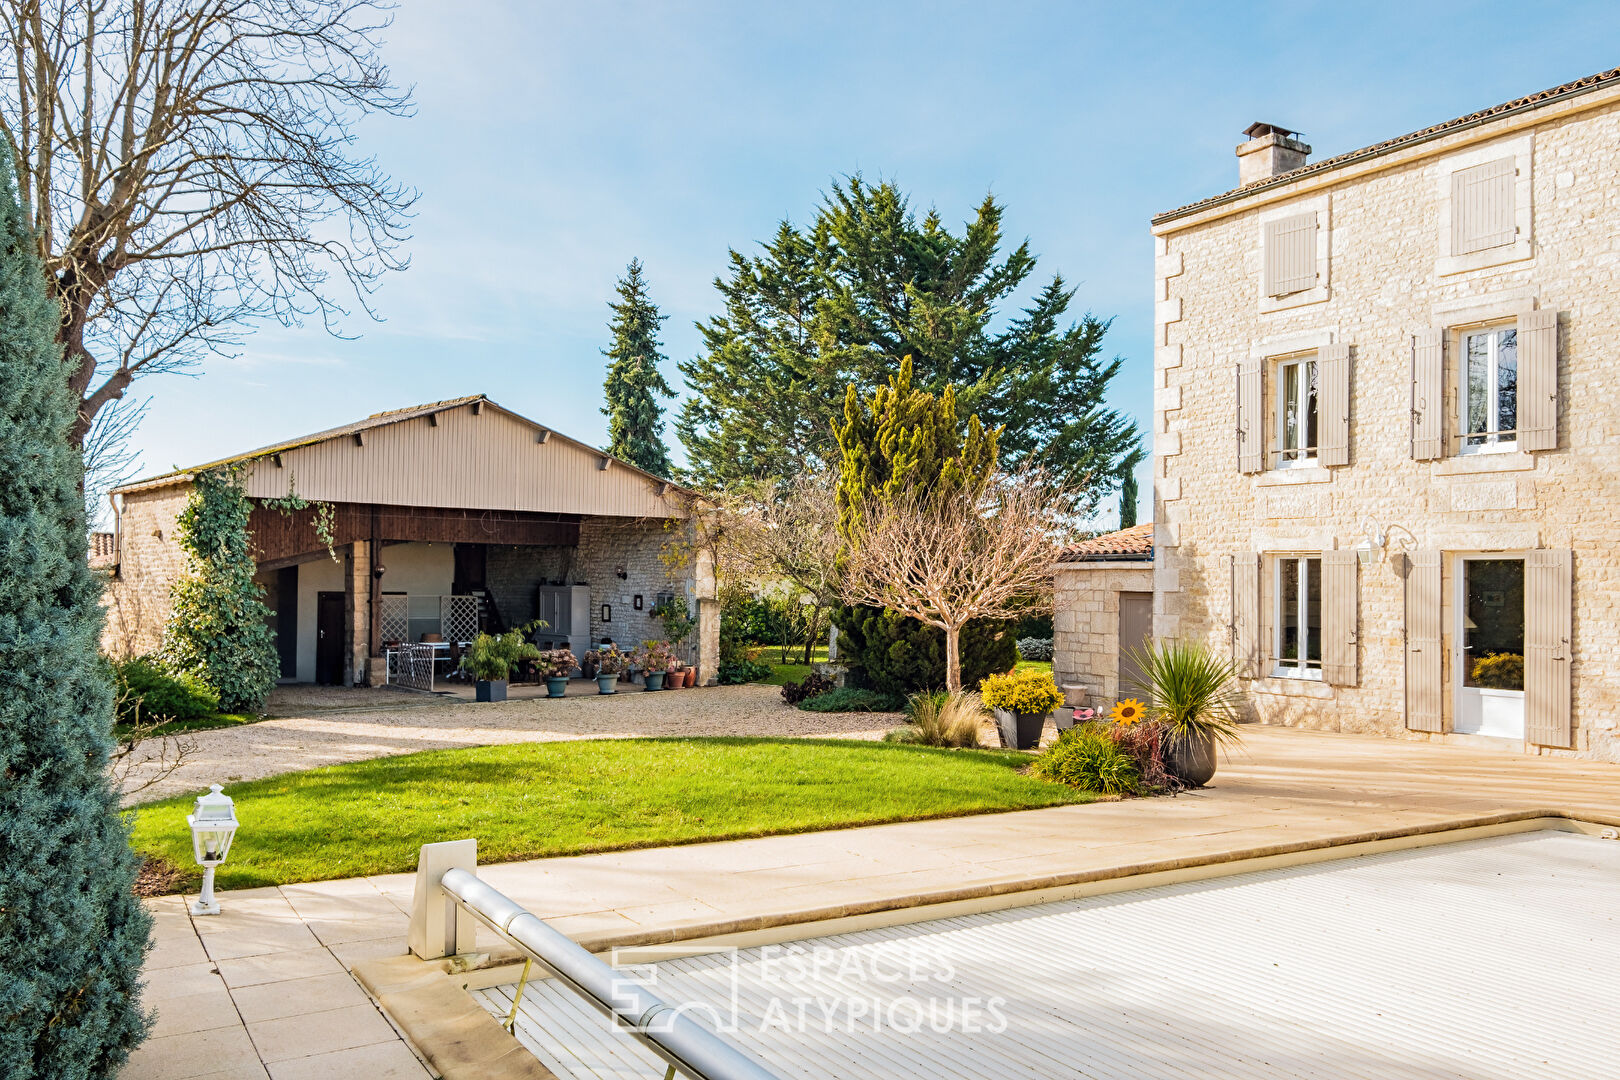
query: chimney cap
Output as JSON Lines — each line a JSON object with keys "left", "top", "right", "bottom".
{"left": 1243, "top": 121, "right": 1299, "bottom": 140}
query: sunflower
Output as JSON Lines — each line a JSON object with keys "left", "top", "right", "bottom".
{"left": 1109, "top": 698, "right": 1146, "bottom": 725}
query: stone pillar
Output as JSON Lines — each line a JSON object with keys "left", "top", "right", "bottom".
{"left": 694, "top": 541, "right": 719, "bottom": 684}
{"left": 345, "top": 541, "right": 371, "bottom": 686}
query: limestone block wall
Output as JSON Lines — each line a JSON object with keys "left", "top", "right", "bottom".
{"left": 575, "top": 517, "right": 717, "bottom": 680}
{"left": 1053, "top": 563, "right": 1154, "bottom": 709}
{"left": 101, "top": 485, "right": 191, "bottom": 658}
{"left": 1152, "top": 88, "right": 1620, "bottom": 761}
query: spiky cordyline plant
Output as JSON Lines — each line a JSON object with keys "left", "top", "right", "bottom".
{"left": 1124, "top": 639, "right": 1246, "bottom": 750}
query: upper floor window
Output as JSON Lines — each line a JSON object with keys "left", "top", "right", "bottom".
{"left": 1276, "top": 354, "right": 1318, "bottom": 466}
{"left": 1274, "top": 555, "right": 1322, "bottom": 679}
{"left": 1451, "top": 158, "right": 1516, "bottom": 255}
{"left": 1463, "top": 326, "right": 1517, "bottom": 452}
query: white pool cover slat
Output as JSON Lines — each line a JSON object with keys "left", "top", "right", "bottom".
{"left": 475, "top": 831, "right": 1620, "bottom": 1080}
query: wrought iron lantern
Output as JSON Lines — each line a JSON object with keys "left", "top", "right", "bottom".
{"left": 186, "top": 784, "right": 239, "bottom": 916}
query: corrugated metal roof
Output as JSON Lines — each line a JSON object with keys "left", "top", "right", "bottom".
{"left": 1061, "top": 522, "right": 1154, "bottom": 562}
{"left": 111, "top": 395, "right": 689, "bottom": 498}
{"left": 479, "top": 830, "right": 1620, "bottom": 1080}
{"left": 1154, "top": 67, "right": 1620, "bottom": 226}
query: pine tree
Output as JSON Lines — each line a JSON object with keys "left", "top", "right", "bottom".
{"left": 1119, "top": 468, "right": 1139, "bottom": 528}
{"left": 601, "top": 259, "right": 676, "bottom": 476}
{"left": 163, "top": 468, "right": 280, "bottom": 712}
{"left": 830, "top": 359, "right": 1016, "bottom": 693}
{"left": 678, "top": 177, "right": 1140, "bottom": 505}
{"left": 0, "top": 147, "right": 152, "bottom": 1077}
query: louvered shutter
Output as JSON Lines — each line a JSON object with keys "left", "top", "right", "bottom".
{"left": 1517, "top": 309, "right": 1559, "bottom": 451}
{"left": 1318, "top": 343, "right": 1351, "bottom": 467}
{"left": 1525, "top": 549, "right": 1573, "bottom": 747}
{"left": 1411, "top": 330, "right": 1445, "bottom": 461}
{"left": 1403, "top": 550, "right": 1443, "bottom": 732}
{"left": 1264, "top": 212, "right": 1318, "bottom": 296}
{"left": 1237, "top": 359, "right": 1264, "bottom": 473}
{"left": 1451, "top": 157, "right": 1516, "bottom": 254}
{"left": 1321, "top": 550, "right": 1359, "bottom": 686}
{"left": 1232, "top": 553, "right": 1262, "bottom": 678}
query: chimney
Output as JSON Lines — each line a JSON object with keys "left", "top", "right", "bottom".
{"left": 1236, "top": 122, "right": 1311, "bottom": 185}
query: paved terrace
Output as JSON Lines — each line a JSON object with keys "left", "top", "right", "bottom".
{"left": 127, "top": 726, "right": 1620, "bottom": 1079}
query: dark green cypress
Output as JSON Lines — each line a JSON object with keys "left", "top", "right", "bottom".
{"left": 0, "top": 149, "right": 152, "bottom": 1075}
{"left": 601, "top": 259, "right": 676, "bottom": 476}
{"left": 1119, "top": 468, "right": 1139, "bottom": 529}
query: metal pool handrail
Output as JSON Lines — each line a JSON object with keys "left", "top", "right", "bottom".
{"left": 439, "top": 867, "right": 783, "bottom": 1080}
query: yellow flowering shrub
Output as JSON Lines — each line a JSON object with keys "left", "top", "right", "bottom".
{"left": 979, "top": 669, "right": 1064, "bottom": 715}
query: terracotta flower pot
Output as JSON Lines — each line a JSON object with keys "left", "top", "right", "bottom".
{"left": 684, "top": 667, "right": 697, "bottom": 687}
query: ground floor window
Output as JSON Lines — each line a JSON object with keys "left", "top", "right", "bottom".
{"left": 1273, "top": 555, "right": 1321, "bottom": 678}
{"left": 1461, "top": 557, "right": 1525, "bottom": 691}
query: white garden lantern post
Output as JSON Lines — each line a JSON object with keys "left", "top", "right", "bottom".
{"left": 186, "top": 784, "right": 239, "bottom": 916}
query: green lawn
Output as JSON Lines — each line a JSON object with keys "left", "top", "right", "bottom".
{"left": 114, "top": 712, "right": 260, "bottom": 741}
{"left": 128, "top": 737, "right": 1093, "bottom": 891}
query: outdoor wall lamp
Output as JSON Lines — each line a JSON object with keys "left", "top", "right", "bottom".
{"left": 1355, "top": 517, "right": 1416, "bottom": 565}
{"left": 187, "top": 784, "right": 239, "bottom": 916}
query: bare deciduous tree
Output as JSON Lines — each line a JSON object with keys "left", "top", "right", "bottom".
{"left": 1, "top": 0, "right": 415, "bottom": 448}
{"left": 842, "top": 470, "right": 1073, "bottom": 692}
{"left": 727, "top": 471, "right": 848, "bottom": 662}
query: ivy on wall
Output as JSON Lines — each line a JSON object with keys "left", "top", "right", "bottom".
{"left": 261, "top": 473, "right": 338, "bottom": 560}
{"left": 162, "top": 466, "right": 279, "bottom": 711}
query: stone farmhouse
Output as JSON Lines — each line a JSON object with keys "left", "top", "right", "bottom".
{"left": 97, "top": 395, "right": 717, "bottom": 687}
{"left": 1057, "top": 68, "right": 1620, "bottom": 762}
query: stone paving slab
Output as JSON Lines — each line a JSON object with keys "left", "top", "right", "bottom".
{"left": 126, "top": 725, "right": 1619, "bottom": 1079}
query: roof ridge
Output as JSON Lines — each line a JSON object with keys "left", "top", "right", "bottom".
{"left": 1155, "top": 66, "right": 1620, "bottom": 225}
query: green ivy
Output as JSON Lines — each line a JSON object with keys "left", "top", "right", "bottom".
{"left": 261, "top": 474, "right": 338, "bottom": 560}
{"left": 162, "top": 467, "right": 279, "bottom": 711}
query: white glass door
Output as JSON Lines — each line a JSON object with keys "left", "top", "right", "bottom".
{"left": 1454, "top": 556, "right": 1525, "bottom": 739}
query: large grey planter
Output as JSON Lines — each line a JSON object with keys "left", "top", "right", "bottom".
{"left": 1164, "top": 732, "right": 1218, "bottom": 786}
{"left": 992, "top": 708, "right": 1047, "bottom": 750}
{"left": 596, "top": 673, "right": 619, "bottom": 695}
{"left": 475, "top": 679, "right": 507, "bottom": 703}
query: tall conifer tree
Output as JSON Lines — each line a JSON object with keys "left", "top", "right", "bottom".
{"left": 0, "top": 149, "right": 152, "bottom": 1077}
{"left": 679, "top": 177, "right": 1140, "bottom": 505}
{"left": 601, "top": 259, "right": 676, "bottom": 476}
{"left": 1119, "top": 469, "right": 1139, "bottom": 529}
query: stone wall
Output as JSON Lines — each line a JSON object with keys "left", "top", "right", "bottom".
{"left": 101, "top": 485, "right": 191, "bottom": 658}
{"left": 575, "top": 516, "right": 717, "bottom": 680}
{"left": 1053, "top": 562, "right": 1154, "bottom": 709}
{"left": 1152, "top": 87, "right": 1620, "bottom": 761}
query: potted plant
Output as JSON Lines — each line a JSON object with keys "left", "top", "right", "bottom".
{"left": 1125, "top": 639, "right": 1245, "bottom": 787}
{"left": 593, "top": 645, "right": 628, "bottom": 694}
{"left": 536, "top": 648, "right": 577, "bottom": 698}
{"left": 665, "top": 658, "right": 683, "bottom": 689}
{"left": 638, "top": 641, "right": 673, "bottom": 691}
{"left": 979, "top": 669, "right": 1064, "bottom": 750}
{"left": 461, "top": 629, "right": 542, "bottom": 703}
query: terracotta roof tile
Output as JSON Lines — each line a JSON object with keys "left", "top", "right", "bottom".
{"left": 1062, "top": 522, "right": 1153, "bottom": 561}
{"left": 1154, "top": 67, "right": 1620, "bottom": 225}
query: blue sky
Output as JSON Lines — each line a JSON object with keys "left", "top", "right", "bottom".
{"left": 124, "top": 1, "right": 1620, "bottom": 526}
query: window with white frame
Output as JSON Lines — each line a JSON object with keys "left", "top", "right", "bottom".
{"left": 1462, "top": 325, "right": 1517, "bottom": 451}
{"left": 1274, "top": 354, "right": 1318, "bottom": 466}
{"left": 1273, "top": 555, "right": 1321, "bottom": 678}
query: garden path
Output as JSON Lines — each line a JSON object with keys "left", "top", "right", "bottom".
{"left": 120, "top": 683, "right": 898, "bottom": 805}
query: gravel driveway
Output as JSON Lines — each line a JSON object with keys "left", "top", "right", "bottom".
{"left": 120, "top": 684, "right": 900, "bottom": 805}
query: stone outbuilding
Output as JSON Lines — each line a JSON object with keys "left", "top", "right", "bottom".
{"left": 98, "top": 395, "right": 717, "bottom": 686}
{"left": 1052, "top": 523, "right": 1155, "bottom": 711}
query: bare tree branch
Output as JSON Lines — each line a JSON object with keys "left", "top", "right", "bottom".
{"left": 1, "top": 0, "right": 416, "bottom": 447}
{"left": 841, "top": 469, "right": 1075, "bottom": 691}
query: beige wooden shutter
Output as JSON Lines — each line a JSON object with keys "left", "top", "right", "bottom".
{"left": 1525, "top": 549, "right": 1572, "bottom": 747}
{"left": 1411, "top": 330, "right": 1445, "bottom": 461}
{"left": 1317, "top": 344, "right": 1351, "bottom": 467}
{"left": 1237, "top": 359, "right": 1264, "bottom": 473}
{"left": 1517, "top": 309, "right": 1558, "bottom": 451}
{"left": 1321, "top": 550, "right": 1358, "bottom": 686}
{"left": 1264, "top": 212, "right": 1318, "bottom": 296}
{"left": 1231, "top": 552, "right": 1262, "bottom": 678}
{"left": 1403, "top": 550, "right": 1443, "bottom": 732}
{"left": 1451, "top": 157, "right": 1516, "bottom": 254}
